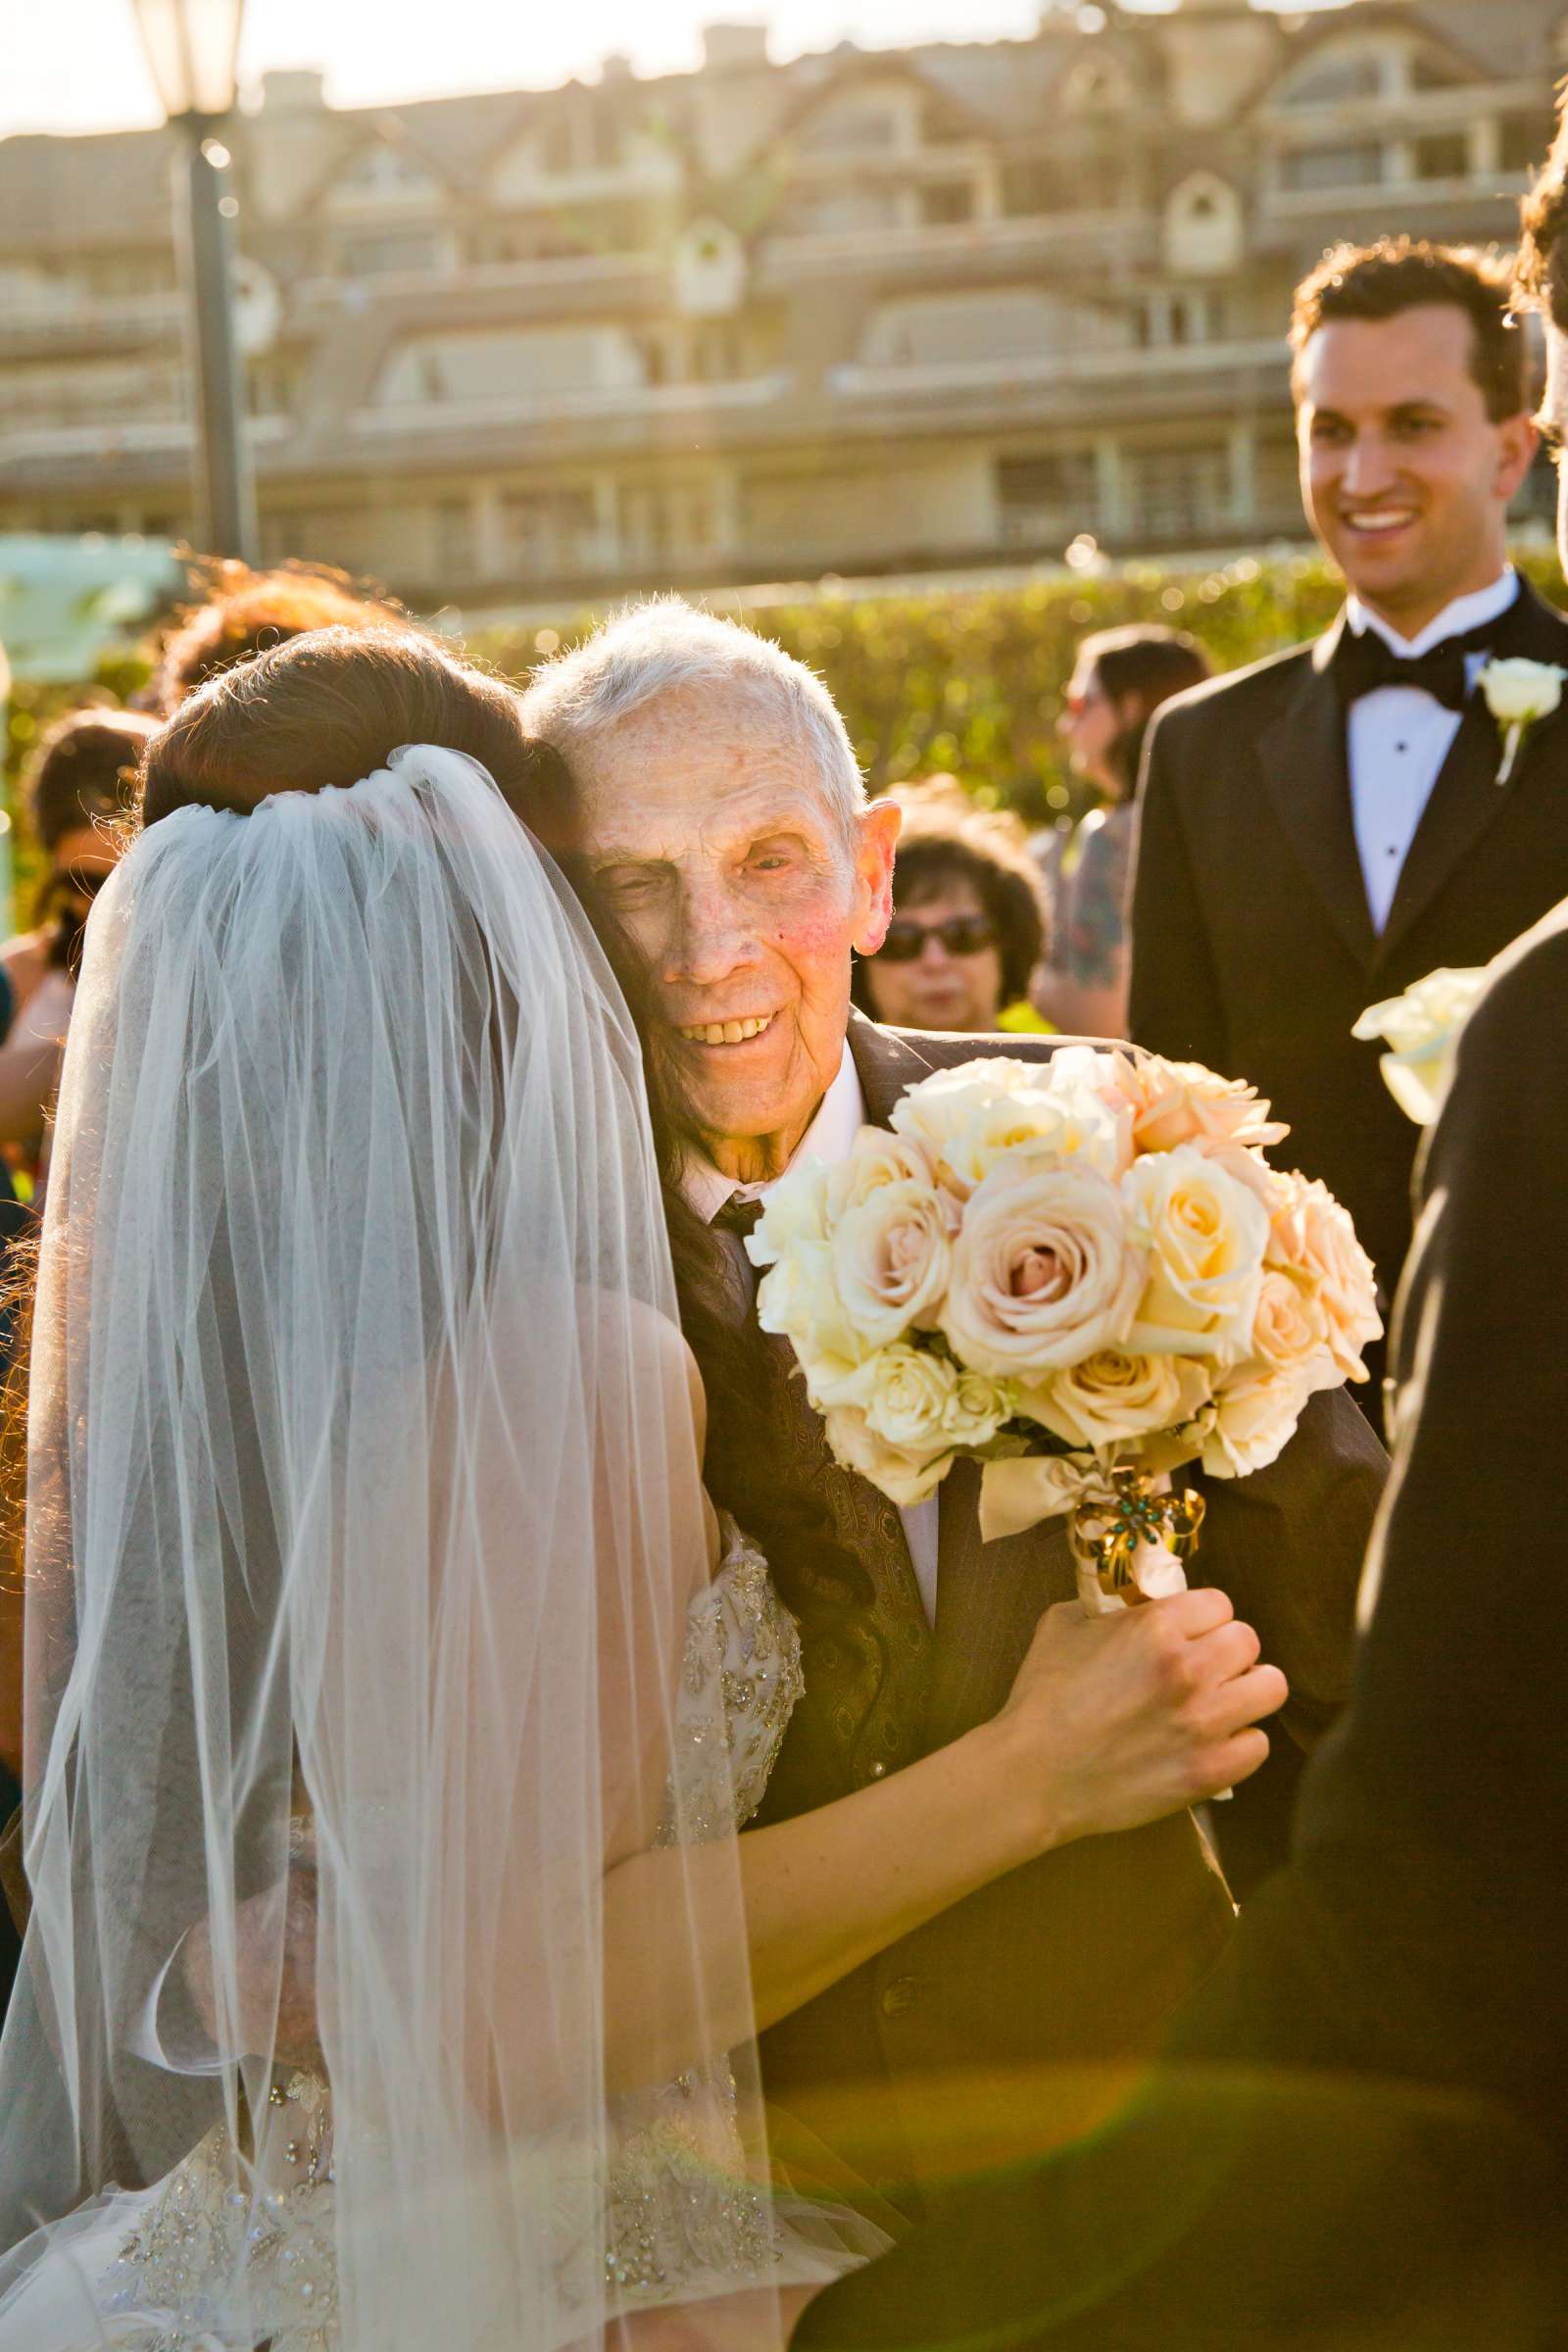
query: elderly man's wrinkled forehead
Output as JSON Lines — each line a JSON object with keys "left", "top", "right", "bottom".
{"left": 569, "top": 680, "right": 854, "bottom": 853}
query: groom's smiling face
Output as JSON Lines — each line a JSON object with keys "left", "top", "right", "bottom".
{"left": 573, "top": 687, "right": 898, "bottom": 1188}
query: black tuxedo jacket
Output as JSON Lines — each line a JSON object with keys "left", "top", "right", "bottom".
{"left": 1128, "top": 576, "right": 1568, "bottom": 1320}
{"left": 790, "top": 907, "right": 1568, "bottom": 2350}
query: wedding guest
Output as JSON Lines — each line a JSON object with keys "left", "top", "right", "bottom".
{"left": 142, "top": 557, "right": 413, "bottom": 713}
{"left": 1040, "top": 625, "right": 1210, "bottom": 1038}
{"left": 1128, "top": 240, "right": 1568, "bottom": 1385}
{"left": 520, "top": 599, "right": 1386, "bottom": 2205}
{"left": 851, "top": 781, "right": 1051, "bottom": 1035}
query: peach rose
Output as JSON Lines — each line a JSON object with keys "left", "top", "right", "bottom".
{"left": 1107, "top": 1050, "right": 1290, "bottom": 1157}
{"left": 1266, "top": 1172, "right": 1383, "bottom": 1382}
{"left": 1250, "top": 1265, "right": 1338, "bottom": 1395}
{"left": 1020, "top": 1348, "right": 1213, "bottom": 1453}
{"left": 829, "top": 1178, "right": 956, "bottom": 1346}
{"left": 942, "top": 1160, "right": 1143, "bottom": 1376}
{"left": 1125, "top": 1145, "right": 1269, "bottom": 1360}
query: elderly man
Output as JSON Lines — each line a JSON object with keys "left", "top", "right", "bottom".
{"left": 519, "top": 602, "right": 1387, "bottom": 2206}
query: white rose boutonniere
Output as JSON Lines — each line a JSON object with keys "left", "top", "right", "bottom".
{"left": 1477, "top": 657, "right": 1567, "bottom": 785}
{"left": 1352, "top": 963, "right": 1491, "bottom": 1125}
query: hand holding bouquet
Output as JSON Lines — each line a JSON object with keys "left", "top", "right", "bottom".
{"left": 748, "top": 1050, "right": 1381, "bottom": 1612}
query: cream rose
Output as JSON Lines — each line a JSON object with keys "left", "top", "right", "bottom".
{"left": 824, "top": 1127, "right": 939, "bottom": 1215}
{"left": 941, "top": 1160, "right": 1143, "bottom": 1376}
{"left": 1200, "top": 1362, "right": 1310, "bottom": 1478}
{"left": 1125, "top": 1144, "right": 1269, "bottom": 1359}
{"left": 942, "top": 1075, "right": 1130, "bottom": 1193}
{"left": 889, "top": 1057, "right": 1040, "bottom": 1172}
{"left": 829, "top": 1178, "right": 956, "bottom": 1346}
{"left": 888, "top": 1057, "right": 1127, "bottom": 1192}
{"left": 755, "top": 1245, "right": 875, "bottom": 1407}
{"left": 1352, "top": 965, "right": 1489, "bottom": 1127}
{"left": 850, "top": 1343, "right": 958, "bottom": 1452}
{"left": 1020, "top": 1348, "right": 1213, "bottom": 1453}
{"left": 747, "top": 1157, "right": 831, "bottom": 1269}
{"left": 822, "top": 1400, "right": 950, "bottom": 1507}
{"left": 1265, "top": 1173, "right": 1383, "bottom": 1382}
{"left": 942, "top": 1366, "right": 1015, "bottom": 1446}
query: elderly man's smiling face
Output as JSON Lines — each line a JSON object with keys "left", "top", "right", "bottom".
{"left": 573, "top": 686, "right": 899, "bottom": 1186}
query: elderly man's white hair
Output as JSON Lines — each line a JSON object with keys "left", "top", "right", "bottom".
{"left": 518, "top": 597, "right": 867, "bottom": 836}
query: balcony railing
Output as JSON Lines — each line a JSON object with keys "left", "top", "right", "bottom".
{"left": 828, "top": 335, "right": 1289, "bottom": 405}
{"left": 0, "top": 414, "right": 291, "bottom": 473}
{"left": 346, "top": 370, "right": 793, "bottom": 439}
{"left": 755, "top": 209, "right": 1157, "bottom": 283}
{"left": 0, "top": 291, "right": 185, "bottom": 349}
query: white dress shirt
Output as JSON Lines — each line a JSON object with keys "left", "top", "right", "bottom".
{"left": 1346, "top": 569, "right": 1517, "bottom": 932}
{"left": 685, "top": 1042, "right": 944, "bottom": 1625}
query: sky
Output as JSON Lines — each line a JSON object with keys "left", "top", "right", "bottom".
{"left": 1, "top": 0, "right": 1348, "bottom": 141}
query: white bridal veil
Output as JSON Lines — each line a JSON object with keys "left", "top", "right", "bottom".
{"left": 0, "top": 747, "right": 789, "bottom": 2348}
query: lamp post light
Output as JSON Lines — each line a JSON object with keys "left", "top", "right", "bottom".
{"left": 132, "top": 0, "right": 258, "bottom": 564}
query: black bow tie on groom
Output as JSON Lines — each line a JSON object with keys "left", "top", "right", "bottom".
{"left": 1332, "top": 617, "right": 1502, "bottom": 714}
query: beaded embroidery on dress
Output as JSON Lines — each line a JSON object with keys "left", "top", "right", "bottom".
{"left": 84, "top": 1516, "right": 808, "bottom": 2351}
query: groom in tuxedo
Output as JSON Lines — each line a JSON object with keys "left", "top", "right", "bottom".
{"left": 520, "top": 607, "right": 1385, "bottom": 2209}
{"left": 1130, "top": 239, "right": 1568, "bottom": 1360}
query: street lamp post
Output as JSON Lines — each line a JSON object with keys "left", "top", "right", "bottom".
{"left": 132, "top": 0, "right": 258, "bottom": 564}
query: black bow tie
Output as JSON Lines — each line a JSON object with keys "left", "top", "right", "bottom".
{"left": 1332, "top": 622, "right": 1498, "bottom": 714}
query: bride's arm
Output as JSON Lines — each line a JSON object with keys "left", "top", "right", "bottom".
{"left": 598, "top": 1581, "right": 1284, "bottom": 2092}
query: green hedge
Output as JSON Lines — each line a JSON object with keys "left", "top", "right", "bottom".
{"left": 9, "top": 553, "right": 1564, "bottom": 893}
{"left": 473, "top": 546, "right": 1566, "bottom": 828}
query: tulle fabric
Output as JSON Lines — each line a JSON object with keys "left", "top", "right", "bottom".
{"left": 0, "top": 748, "right": 790, "bottom": 2348}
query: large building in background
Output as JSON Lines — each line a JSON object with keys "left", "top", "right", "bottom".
{"left": 0, "top": 0, "right": 1560, "bottom": 610}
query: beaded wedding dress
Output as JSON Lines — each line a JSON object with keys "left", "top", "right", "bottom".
{"left": 9, "top": 1519, "right": 841, "bottom": 2352}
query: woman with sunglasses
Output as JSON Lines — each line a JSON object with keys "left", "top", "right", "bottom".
{"left": 852, "top": 780, "right": 1051, "bottom": 1035}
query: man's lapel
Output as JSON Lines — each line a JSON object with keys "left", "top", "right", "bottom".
{"left": 1376, "top": 579, "right": 1568, "bottom": 969}
{"left": 1256, "top": 612, "right": 1378, "bottom": 972}
{"left": 846, "top": 1007, "right": 941, "bottom": 1130}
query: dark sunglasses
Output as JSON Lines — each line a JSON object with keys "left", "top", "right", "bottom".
{"left": 876, "top": 913, "right": 999, "bottom": 963}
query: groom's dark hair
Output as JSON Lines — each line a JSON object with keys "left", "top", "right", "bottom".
{"left": 1291, "top": 238, "right": 1529, "bottom": 422}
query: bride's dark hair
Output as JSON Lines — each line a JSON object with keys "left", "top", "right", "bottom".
{"left": 130, "top": 626, "right": 874, "bottom": 1636}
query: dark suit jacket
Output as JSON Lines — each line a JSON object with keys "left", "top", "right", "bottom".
{"left": 756, "top": 1012, "right": 1386, "bottom": 2198}
{"left": 1128, "top": 577, "right": 1568, "bottom": 1323}
{"left": 790, "top": 908, "right": 1568, "bottom": 2351}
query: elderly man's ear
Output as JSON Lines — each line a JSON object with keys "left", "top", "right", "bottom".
{"left": 851, "top": 799, "right": 902, "bottom": 957}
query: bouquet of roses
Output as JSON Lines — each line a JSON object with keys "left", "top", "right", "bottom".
{"left": 748, "top": 1049, "right": 1382, "bottom": 1611}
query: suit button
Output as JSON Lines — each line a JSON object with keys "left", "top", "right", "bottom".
{"left": 867, "top": 1761, "right": 887, "bottom": 1780}
{"left": 880, "top": 1977, "right": 917, "bottom": 2018}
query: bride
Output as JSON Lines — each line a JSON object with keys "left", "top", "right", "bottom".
{"left": 0, "top": 627, "right": 1279, "bottom": 2351}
